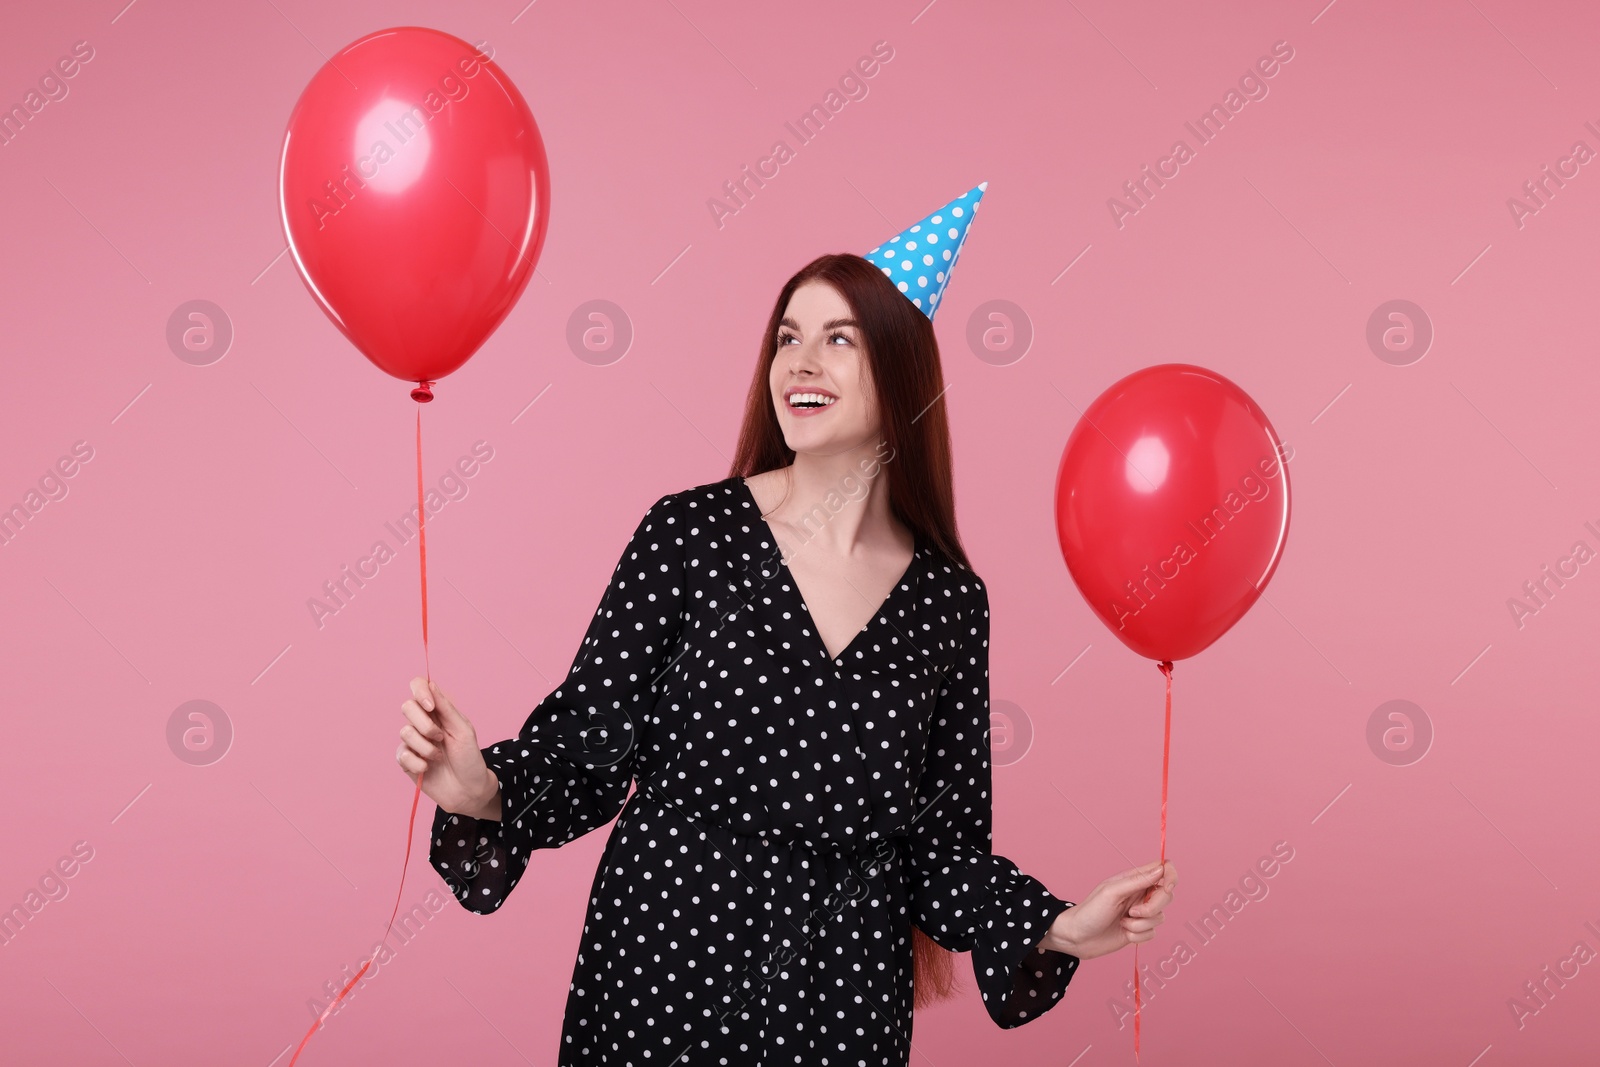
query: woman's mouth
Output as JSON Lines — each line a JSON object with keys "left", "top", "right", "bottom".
{"left": 786, "top": 391, "right": 837, "bottom": 417}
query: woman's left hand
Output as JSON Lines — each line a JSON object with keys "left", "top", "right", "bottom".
{"left": 1038, "top": 859, "right": 1178, "bottom": 960}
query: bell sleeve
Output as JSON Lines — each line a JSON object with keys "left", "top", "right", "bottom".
{"left": 429, "top": 491, "right": 687, "bottom": 914}
{"left": 906, "top": 575, "right": 1081, "bottom": 1027}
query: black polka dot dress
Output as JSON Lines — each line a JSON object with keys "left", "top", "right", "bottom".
{"left": 430, "top": 476, "right": 1080, "bottom": 1065}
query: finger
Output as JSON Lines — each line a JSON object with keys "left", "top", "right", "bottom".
{"left": 396, "top": 743, "right": 426, "bottom": 780}
{"left": 1128, "top": 928, "right": 1157, "bottom": 945}
{"left": 1128, "top": 901, "right": 1169, "bottom": 922}
{"left": 400, "top": 698, "right": 444, "bottom": 743}
{"left": 1130, "top": 887, "right": 1174, "bottom": 917}
{"left": 1160, "top": 860, "right": 1178, "bottom": 890}
{"left": 1121, "top": 916, "right": 1158, "bottom": 934}
{"left": 409, "top": 676, "right": 435, "bottom": 713}
{"left": 1103, "top": 858, "right": 1163, "bottom": 887}
{"left": 429, "top": 680, "right": 471, "bottom": 730}
{"left": 400, "top": 723, "right": 440, "bottom": 761}
{"left": 1104, "top": 859, "right": 1167, "bottom": 899}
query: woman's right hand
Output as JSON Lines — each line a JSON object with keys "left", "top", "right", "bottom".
{"left": 396, "top": 676, "right": 501, "bottom": 821}
{"left": 1038, "top": 859, "right": 1177, "bottom": 960}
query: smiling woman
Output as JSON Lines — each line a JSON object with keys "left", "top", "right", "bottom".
{"left": 399, "top": 211, "right": 1176, "bottom": 1066}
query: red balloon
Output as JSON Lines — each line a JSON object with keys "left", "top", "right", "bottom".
{"left": 1054, "top": 364, "right": 1291, "bottom": 662}
{"left": 278, "top": 28, "right": 549, "bottom": 398}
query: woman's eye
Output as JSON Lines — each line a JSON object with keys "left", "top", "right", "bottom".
{"left": 777, "top": 332, "right": 852, "bottom": 345}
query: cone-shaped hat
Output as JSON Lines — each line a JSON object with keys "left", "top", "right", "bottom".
{"left": 864, "top": 181, "right": 987, "bottom": 321}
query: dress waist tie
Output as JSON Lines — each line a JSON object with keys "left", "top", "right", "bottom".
{"left": 637, "top": 777, "right": 905, "bottom": 871}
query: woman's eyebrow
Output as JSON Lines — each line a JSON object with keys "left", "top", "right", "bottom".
{"left": 779, "top": 317, "right": 859, "bottom": 330}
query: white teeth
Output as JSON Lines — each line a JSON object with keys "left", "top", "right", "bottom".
{"left": 788, "top": 393, "right": 837, "bottom": 407}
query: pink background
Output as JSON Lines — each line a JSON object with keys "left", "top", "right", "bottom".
{"left": 3, "top": 0, "right": 1597, "bottom": 1063}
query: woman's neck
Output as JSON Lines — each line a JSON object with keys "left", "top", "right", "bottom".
{"left": 754, "top": 440, "right": 905, "bottom": 560}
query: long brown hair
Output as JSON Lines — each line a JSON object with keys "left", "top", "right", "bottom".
{"left": 728, "top": 252, "right": 964, "bottom": 1009}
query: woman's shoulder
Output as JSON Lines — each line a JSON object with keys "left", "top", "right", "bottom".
{"left": 912, "top": 536, "right": 989, "bottom": 609}
{"left": 653, "top": 475, "right": 746, "bottom": 510}
{"left": 634, "top": 476, "right": 749, "bottom": 527}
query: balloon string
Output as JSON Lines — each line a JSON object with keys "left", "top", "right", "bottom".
{"left": 1134, "top": 659, "right": 1173, "bottom": 1063}
{"left": 287, "top": 406, "right": 432, "bottom": 1065}
{"left": 1158, "top": 660, "right": 1172, "bottom": 867}
{"left": 417, "top": 405, "right": 432, "bottom": 681}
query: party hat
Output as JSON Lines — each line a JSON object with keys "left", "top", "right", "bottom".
{"left": 865, "top": 181, "right": 987, "bottom": 321}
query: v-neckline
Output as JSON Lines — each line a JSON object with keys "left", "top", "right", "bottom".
{"left": 735, "top": 476, "right": 920, "bottom": 664}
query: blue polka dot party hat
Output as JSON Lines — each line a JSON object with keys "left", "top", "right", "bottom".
{"left": 865, "top": 181, "right": 987, "bottom": 321}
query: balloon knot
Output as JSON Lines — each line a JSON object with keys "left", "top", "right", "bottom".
{"left": 1157, "top": 660, "right": 1173, "bottom": 677}
{"left": 411, "top": 381, "right": 435, "bottom": 403}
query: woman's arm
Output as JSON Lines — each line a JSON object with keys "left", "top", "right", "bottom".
{"left": 406, "top": 491, "right": 688, "bottom": 913}
{"left": 905, "top": 576, "right": 1082, "bottom": 1028}
{"left": 458, "top": 769, "right": 500, "bottom": 822}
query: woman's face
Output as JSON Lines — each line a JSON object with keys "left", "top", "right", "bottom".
{"left": 768, "top": 280, "right": 880, "bottom": 456}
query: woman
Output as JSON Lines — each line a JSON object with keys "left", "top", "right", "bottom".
{"left": 395, "top": 252, "right": 1177, "bottom": 1065}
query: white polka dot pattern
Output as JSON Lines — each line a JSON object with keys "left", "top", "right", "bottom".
{"left": 865, "top": 181, "right": 986, "bottom": 321}
{"left": 430, "top": 477, "right": 1079, "bottom": 1064}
